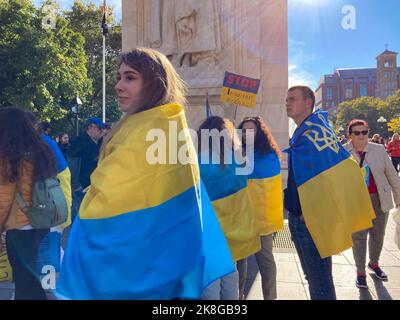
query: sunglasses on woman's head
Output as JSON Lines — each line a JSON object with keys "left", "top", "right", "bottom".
{"left": 352, "top": 130, "right": 369, "bottom": 136}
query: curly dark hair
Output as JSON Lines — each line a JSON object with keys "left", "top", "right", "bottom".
{"left": 197, "top": 116, "right": 240, "bottom": 170}
{"left": 0, "top": 107, "right": 57, "bottom": 182}
{"left": 238, "top": 116, "right": 282, "bottom": 159}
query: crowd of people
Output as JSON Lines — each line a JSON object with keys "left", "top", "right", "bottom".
{"left": 0, "top": 47, "right": 400, "bottom": 300}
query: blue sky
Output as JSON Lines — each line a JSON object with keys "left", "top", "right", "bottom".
{"left": 34, "top": 0, "right": 400, "bottom": 90}
{"left": 289, "top": 0, "right": 400, "bottom": 89}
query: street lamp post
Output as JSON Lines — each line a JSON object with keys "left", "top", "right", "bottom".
{"left": 377, "top": 116, "right": 387, "bottom": 138}
{"left": 377, "top": 116, "right": 387, "bottom": 124}
{"left": 72, "top": 96, "right": 83, "bottom": 137}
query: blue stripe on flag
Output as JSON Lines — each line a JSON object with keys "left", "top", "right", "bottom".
{"left": 57, "top": 186, "right": 205, "bottom": 300}
{"left": 248, "top": 151, "right": 281, "bottom": 180}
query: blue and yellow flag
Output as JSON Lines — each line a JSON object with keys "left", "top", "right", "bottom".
{"left": 199, "top": 179, "right": 236, "bottom": 286}
{"left": 56, "top": 104, "right": 234, "bottom": 300}
{"left": 41, "top": 134, "right": 72, "bottom": 228}
{"left": 287, "top": 110, "right": 375, "bottom": 258}
{"left": 247, "top": 151, "right": 283, "bottom": 236}
{"left": 38, "top": 135, "right": 72, "bottom": 274}
{"left": 199, "top": 155, "right": 260, "bottom": 261}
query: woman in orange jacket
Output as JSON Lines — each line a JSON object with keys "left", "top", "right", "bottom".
{"left": 0, "top": 107, "right": 57, "bottom": 300}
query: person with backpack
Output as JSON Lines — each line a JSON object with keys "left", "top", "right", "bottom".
{"left": 0, "top": 107, "right": 59, "bottom": 300}
{"left": 25, "top": 112, "right": 72, "bottom": 297}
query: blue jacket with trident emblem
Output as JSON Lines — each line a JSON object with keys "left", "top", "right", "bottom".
{"left": 284, "top": 110, "right": 375, "bottom": 258}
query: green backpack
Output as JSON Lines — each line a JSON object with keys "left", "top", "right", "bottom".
{"left": 15, "top": 178, "right": 68, "bottom": 229}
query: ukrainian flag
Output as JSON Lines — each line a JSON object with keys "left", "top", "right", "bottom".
{"left": 199, "top": 180, "right": 236, "bottom": 286}
{"left": 41, "top": 134, "right": 72, "bottom": 228}
{"left": 39, "top": 135, "right": 72, "bottom": 274}
{"left": 287, "top": 110, "right": 375, "bottom": 258}
{"left": 247, "top": 151, "right": 283, "bottom": 236}
{"left": 56, "top": 103, "right": 234, "bottom": 300}
{"left": 199, "top": 155, "right": 260, "bottom": 261}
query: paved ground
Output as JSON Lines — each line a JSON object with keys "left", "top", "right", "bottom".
{"left": 244, "top": 212, "right": 400, "bottom": 300}
{"left": 1, "top": 213, "right": 399, "bottom": 300}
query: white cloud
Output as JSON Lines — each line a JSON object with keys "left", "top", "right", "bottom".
{"left": 288, "top": 64, "right": 314, "bottom": 88}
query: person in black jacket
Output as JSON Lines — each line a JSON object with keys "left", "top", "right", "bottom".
{"left": 57, "top": 132, "right": 70, "bottom": 158}
{"left": 68, "top": 117, "right": 105, "bottom": 220}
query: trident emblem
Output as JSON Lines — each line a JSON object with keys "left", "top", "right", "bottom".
{"left": 303, "top": 114, "right": 340, "bottom": 154}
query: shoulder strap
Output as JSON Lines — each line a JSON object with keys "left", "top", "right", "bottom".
{"left": 15, "top": 191, "right": 28, "bottom": 212}
{"left": 359, "top": 152, "right": 366, "bottom": 168}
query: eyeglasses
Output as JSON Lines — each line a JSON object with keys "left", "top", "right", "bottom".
{"left": 351, "top": 130, "right": 369, "bottom": 136}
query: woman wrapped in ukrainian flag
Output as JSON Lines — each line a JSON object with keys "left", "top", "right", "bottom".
{"left": 197, "top": 116, "right": 261, "bottom": 300}
{"left": 56, "top": 48, "right": 234, "bottom": 300}
{"left": 237, "top": 116, "right": 284, "bottom": 300}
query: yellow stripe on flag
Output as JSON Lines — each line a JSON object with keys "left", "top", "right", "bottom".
{"left": 80, "top": 104, "right": 200, "bottom": 220}
{"left": 248, "top": 174, "right": 284, "bottom": 236}
{"left": 299, "top": 158, "right": 375, "bottom": 258}
{"left": 212, "top": 188, "right": 260, "bottom": 261}
{"left": 58, "top": 168, "right": 72, "bottom": 228}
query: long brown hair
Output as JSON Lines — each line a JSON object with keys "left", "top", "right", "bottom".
{"left": 238, "top": 116, "right": 282, "bottom": 159}
{"left": 0, "top": 107, "right": 56, "bottom": 182}
{"left": 197, "top": 116, "right": 241, "bottom": 170}
{"left": 101, "top": 48, "right": 187, "bottom": 151}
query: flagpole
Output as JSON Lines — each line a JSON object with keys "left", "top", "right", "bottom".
{"left": 234, "top": 105, "right": 238, "bottom": 125}
{"left": 102, "top": 0, "right": 107, "bottom": 123}
{"left": 102, "top": 34, "right": 106, "bottom": 123}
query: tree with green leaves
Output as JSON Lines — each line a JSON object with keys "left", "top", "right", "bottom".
{"left": 335, "top": 96, "right": 389, "bottom": 137}
{"left": 64, "top": 0, "right": 122, "bottom": 126}
{"left": 334, "top": 90, "right": 400, "bottom": 137}
{"left": 384, "top": 90, "right": 400, "bottom": 124}
{"left": 0, "top": 0, "right": 92, "bottom": 126}
{"left": 388, "top": 118, "right": 400, "bottom": 134}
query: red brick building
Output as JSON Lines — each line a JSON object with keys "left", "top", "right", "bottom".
{"left": 315, "top": 49, "right": 400, "bottom": 111}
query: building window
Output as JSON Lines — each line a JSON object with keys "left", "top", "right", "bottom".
{"left": 385, "top": 82, "right": 397, "bottom": 90}
{"left": 345, "top": 87, "right": 353, "bottom": 99}
{"left": 360, "top": 83, "right": 368, "bottom": 96}
{"left": 385, "top": 71, "right": 393, "bottom": 79}
{"left": 385, "top": 90, "right": 395, "bottom": 97}
{"left": 326, "top": 87, "right": 333, "bottom": 100}
{"left": 384, "top": 60, "right": 391, "bottom": 68}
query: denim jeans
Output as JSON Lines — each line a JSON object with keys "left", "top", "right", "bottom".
{"left": 202, "top": 269, "right": 239, "bottom": 300}
{"left": 288, "top": 213, "right": 336, "bottom": 300}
